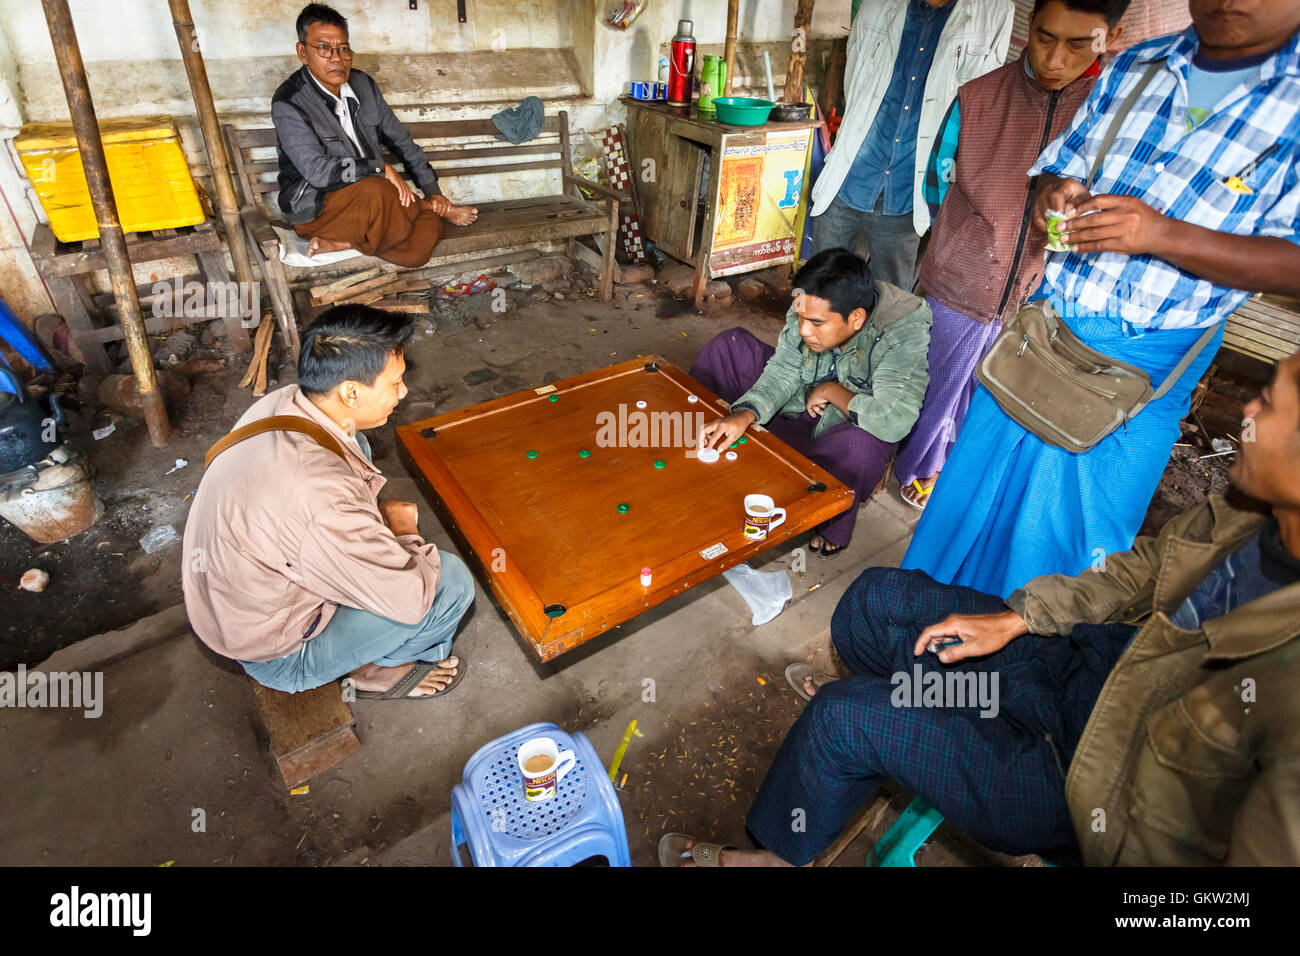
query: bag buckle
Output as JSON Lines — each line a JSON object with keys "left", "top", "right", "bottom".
{"left": 1017, "top": 334, "right": 1029, "bottom": 357}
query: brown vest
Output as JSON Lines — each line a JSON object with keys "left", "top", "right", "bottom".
{"left": 919, "top": 53, "right": 1099, "bottom": 324}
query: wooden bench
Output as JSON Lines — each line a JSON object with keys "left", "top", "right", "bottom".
{"left": 28, "top": 220, "right": 252, "bottom": 373}
{"left": 224, "top": 111, "right": 623, "bottom": 360}
{"left": 250, "top": 678, "right": 360, "bottom": 790}
{"left": 1223, "top": 294, "right": 1300, "bottom": 374}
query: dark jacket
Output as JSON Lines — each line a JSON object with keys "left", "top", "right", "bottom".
{"left": 1007, "top": 493, "right": 1300, "bottom": 865}
{"left": 732, "top": 280, "right": 931, "bottom": 443}
{"left": 270, "top": 66, "right": 440, "bottom": 224}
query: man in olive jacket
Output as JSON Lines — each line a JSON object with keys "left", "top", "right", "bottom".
{"left": 677, "top": 348, "right": 1299, "bottom": 867}
{"left": 693, "top": 248, "right": 931, "bottom": 554}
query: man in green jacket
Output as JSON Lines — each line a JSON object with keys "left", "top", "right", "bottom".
{"left": 671, "top": 349, "right": 1300, "bottom": 866}
{"left": 692, "top": 248, "right": 932, "bottom": 555}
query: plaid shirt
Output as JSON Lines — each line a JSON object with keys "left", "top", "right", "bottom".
{"left": 1028, "top": 27, "right": 1300, "bottom": 332}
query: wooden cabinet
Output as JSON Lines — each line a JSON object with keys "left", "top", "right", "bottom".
{"left": 623, "top": 98, "right": 821, "bottom": 305}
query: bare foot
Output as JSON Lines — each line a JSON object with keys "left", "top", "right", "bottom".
{"left": 444, "top": 204, "right": 478, "bottom": 227}
{"left": 306, "top": 236, "right": 353, "bottom": 257}
{"left": 679, "top": 838, "right": 790, "bottom": 867}
{"left": 349, "top": 657, "right": 458, "bottom": 698}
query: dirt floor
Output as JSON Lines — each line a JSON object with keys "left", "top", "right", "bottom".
{"left": 2, "top": 263, "right": 1248, "bottom": 668}
{"left": 0, "top": 256, "right": 1257, "bottom": 868}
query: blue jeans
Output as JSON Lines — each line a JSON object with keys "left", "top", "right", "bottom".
{"left": 239, "top": 551, "right": 475, "bottom": 693}
{"left": 812, "top": 194, "right": 920, "bottom": 291}
{"left": 239, "top": 429, "right": 476, "bottom": 693}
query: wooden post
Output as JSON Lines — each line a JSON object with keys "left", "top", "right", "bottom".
{"left": 782, "top": 0, "right": 817, "bottom": 104}
{"left": 722, "top": 0, "right": 739, "bottom": 97}
{"left": 42, "top": 0, "right": 171, "bottom": 446}
{"left": 169, "top": 0, "right": 254, "bottom": 355}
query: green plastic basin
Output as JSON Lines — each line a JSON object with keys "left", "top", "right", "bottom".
{"left": 712, "top": 96, "right": 774, "bottom": 126}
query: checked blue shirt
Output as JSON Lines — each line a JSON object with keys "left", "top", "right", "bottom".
{"left": 1028, "top": 26, "right": 1300, "bottom": 332}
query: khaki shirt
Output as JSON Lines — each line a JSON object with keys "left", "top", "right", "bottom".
{"left": 1008, "top": 493, "right": 1300, "bottom": 865}
{"left": 181, "top": 385, "right": 441, "bottom": 662}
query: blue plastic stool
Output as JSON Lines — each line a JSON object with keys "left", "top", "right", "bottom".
{"left": 867, "top": 794, "right": 944, "bottom": 867}
{"left": 451, "top": 721, "right": 631, "bottom": 867}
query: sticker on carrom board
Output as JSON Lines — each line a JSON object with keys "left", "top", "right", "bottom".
{"left": 700, "top": 542, "right": 728, "bottom": 560}
{"left": 534, "top": 384, "right": 558, "bottom": 395}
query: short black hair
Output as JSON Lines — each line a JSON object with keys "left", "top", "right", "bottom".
{"left": 792, "top": 248, "right": 877, "bottom": 321}
{"left": 297, "top": 3, "right": 348, "bottom": 44}
{"left": 1031, "top": 0, "right": 1131, "bottom": 28}
{"left": 298, "top": 305, "right": 413, "bottom": 396}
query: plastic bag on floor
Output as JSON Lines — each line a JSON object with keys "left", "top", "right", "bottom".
{"left": 722, "top": 562, "right": 792, "bottom": 626}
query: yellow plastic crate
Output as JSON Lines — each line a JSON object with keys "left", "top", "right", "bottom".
{"left": 15, "top": 115, "right": 205, "bottom": 243}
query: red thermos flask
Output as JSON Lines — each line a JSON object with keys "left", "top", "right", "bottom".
{"left": 667, "top": 19, "right": 696, "bottom": 106}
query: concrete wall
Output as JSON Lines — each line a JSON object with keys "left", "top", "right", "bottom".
{"left": 0, "top": 0, "right": 851, "bottom": 325}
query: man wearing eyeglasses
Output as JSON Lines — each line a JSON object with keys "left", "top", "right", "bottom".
{"left": 271, "top": 3, "right": 478, "bottom": 265}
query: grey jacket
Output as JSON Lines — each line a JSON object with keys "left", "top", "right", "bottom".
{"left": 733, "top": 281, "right": 932, "bottom": 442}
{"left": 271, "top": 66, "right": 440, "bottom": 224}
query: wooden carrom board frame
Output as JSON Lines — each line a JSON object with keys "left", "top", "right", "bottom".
{"left": 396, "top": 356, "right": 854, "bottom": 662}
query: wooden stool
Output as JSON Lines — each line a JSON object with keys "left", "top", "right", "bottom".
{"left": 249, "top": 678, "right": 361, "bottom": 790}
{"left": 29, "top": 220, "right": 252, "bottom": 373}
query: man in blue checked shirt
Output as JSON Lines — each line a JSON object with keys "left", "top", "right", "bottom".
{"left": 904, "top": 0, "right": 1300, "bottom": 601}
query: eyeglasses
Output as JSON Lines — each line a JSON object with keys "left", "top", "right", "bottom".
{"left": 306, "top": 42, "right": 353, "bottom": 60}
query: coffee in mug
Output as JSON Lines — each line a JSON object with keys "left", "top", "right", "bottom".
{"left": 517, "top": 736, "right": 577, "bottom": 802}
{"left": 743, "top": 494, "right": 787, "bottom": 541}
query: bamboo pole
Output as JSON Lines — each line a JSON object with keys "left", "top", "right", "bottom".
{"left": 42, "top": 0, "right": 171, "bottom": 446}
{"left": 783, "top": 0, "right": 817, "bottom": 103}
{"left": 722, "top": 0, "right": 739, "bottom": 97}
{"left": 169, "top": 0, "right": 254, "bottom": 355}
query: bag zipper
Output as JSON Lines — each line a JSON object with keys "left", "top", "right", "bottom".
{"left": 1023, "top": 335, "right": 1123, "bottom": 399}
{"left": 996, "top": 87, "right": 1061, "bottom": 319}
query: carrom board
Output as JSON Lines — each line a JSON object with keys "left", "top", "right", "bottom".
{"left": 396, "top": 356, "right": 854, "bottom": 661}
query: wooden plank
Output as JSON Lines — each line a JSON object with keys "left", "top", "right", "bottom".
{"left": 37, "top": 228, "right": 225, "bottom": 278}
{"left": 249, "top": 679, "right": 360, "bottom": 790}
{"left": 29, "top": 222, "right": 58, "bottom": 261}
{"left": 420, "top": 142, "right": 558, "bottom": 163}
{"left": 404, "top": 115, "right": 561, "bottom": 140}
{"left": 45, "top": 274, "right": 111, "bottom": 373}
{"left": 373, "top": 300, "right": 432, "bottom": 313}
{"left": 431, "top": 159, "right": 560, "bottom": 178}
{"left": 309, "top": 267, "right": 384, "bottom": 299}
{"left": 310, "top": 269, "right": 404, "bottom": 306}
{"left": 335, "top": 277, "right": 428, "bottom": 305}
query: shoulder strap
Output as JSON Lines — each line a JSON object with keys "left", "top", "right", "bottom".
{"left": 1086, "top": 59, "right": 1165, "bottom": 190}
{"left": 204, "top": 415, "right": 348, "bottom": 469}
{"left": 1151, "top": 322, "right": 1222, "bottom": 403}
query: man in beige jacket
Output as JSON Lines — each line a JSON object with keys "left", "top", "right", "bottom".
{"left": 671, "top": 349, "right": 1300, "bottom": 866}
{"left": 182, "top": 305, "right": 473, "bottom": 700}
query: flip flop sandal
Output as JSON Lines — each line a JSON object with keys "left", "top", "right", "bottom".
{"left": 356, "top": 658, "right": 467, "bottom": 702}
{"left": 900, "top": 479, "right": 934, "bottom": 512}
{"left": 816, "top": 539, "right": 847, "bottom": 557}
{"left": 785, "top": 662, "right": 835, "bottom": 702}
{"left": 658, "top": 833, "right": 734, "bottom": 867}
